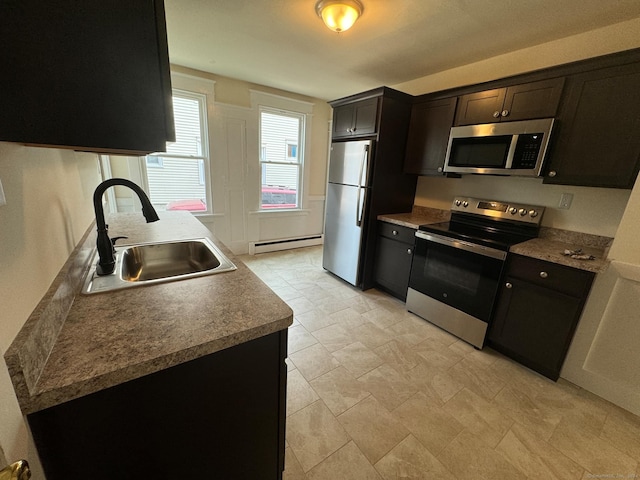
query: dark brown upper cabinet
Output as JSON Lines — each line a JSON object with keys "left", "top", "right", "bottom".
{"left": 544, "top": 61, "right": 640, "bottom": 189}
{"left": 331, "top": 98, "right": 379, "bottom": 138}
{"left": 454, "top": 78, "right": 565, "bottom": 126}
{"left": 404, "top": 97, "right": 458, "bottom": 176}
{"left": 0, "top": 0, "right": 175, "bottom": 155}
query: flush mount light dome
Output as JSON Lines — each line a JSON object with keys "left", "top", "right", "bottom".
{"left": 315, "top": 0, "right": 364, "bottom": 33}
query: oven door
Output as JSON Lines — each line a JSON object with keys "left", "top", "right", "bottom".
{"left": 409, "top": 231, "right": 506, "bottom": 322}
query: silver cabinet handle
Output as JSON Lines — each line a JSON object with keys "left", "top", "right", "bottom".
{"left": 407, "top": 248, "right": 412, "bottom": 255}
{"left": 392, "top": 230, "right": 398, "bottom": 236}
{"left": 493, "top": 111, "right": 501, "bottom": 118}
{"left": 540, "top": 271, "right": 548, "bottom": 278}
{"left": 501, "top": 109, "right": 510, "bottom": 117}
{"left": 505, "top": 282, "right": 513, "bottom": 289}
{"left": 548, "top": 170, "right": 557, "bottom": 177}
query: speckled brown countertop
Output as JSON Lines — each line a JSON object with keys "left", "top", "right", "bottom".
{"left": 510, "top": 227, "right": 612, "bottom": 273}
{"left": 5, "top": 211, "right": 293, "bottom": 415}
{"left": 378, "top": 205, "right": 450, "bottom": 229}
{"left": 378, "top": 207, "right": 612, "bottom": 274}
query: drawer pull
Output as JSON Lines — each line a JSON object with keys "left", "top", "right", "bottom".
{"left": 505, "top": 282, "right": 512, "bottom": 289}
{"left": 407, "top": 248, "right": 412, "bottom": 255}
{"left": 392, "top": 230, "right": 399, "bottom": 236}
{"left": 539, "top": 271, "right": 548, "bottom": 279}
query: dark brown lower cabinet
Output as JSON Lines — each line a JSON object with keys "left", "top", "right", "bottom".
{"left": 27, "top": 330, "right": 288, "bottom": 480}
{"left": 488, "top": 255, "right": 594, "bottom": 381}
{"left": 373, "top": 222, "right": 415, "bottom": 301}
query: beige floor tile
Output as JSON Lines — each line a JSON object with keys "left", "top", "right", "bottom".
{"left": 296, "top": 309, "right": 339, "bottom": 332}
{"left": 289, "top": 324, "right": 319, "bottom": 354}
{"left": 297, "top": 285, "right": 333, "bottom": 302}
{"left": 338, "top": 396, "right": 410, "bottom": 464}
{"left": 493, "top": 386, "right": 563, "bottom": 441}
{"left": 496, "top": 423, "right": 584, "bottom": 479}
{"left": 312, "top": 323, "right": 355, "bottom": 353}
{"left": 287, "top": 368, "right": 320, "bottom": 416}
{"left": 374, "top": 434, "right": 456, "bottom": 480}
{"left": 287, "top": 297, "right": 317, "bottom": 315}
{"left": 437, "top": 430, "right": 525, "bottom": 480}
{"left": 349, "top": 322, "right": 394, "bottom": 349}
{"left": 442, "top": 388, "right": 514, "bottom": 448}
{"left": 273, "top": 285, "right": 304, "bottom": 301}
{"left": 287, "top": 400, "right": 350, "bottom": 472}
{"left": 309, "top": 366, "right": 371, "bottom": 416}
{"left": 289, "top": 343, "right": 340, "bottom": 381}
{"left": 384, "top": 316, "right": 435, "bottom": 344}
{"left": 393, "top": 392, "right": 464, "bottom": 456}
{"left": 357, "top": 363, "right": 418, "bottom": 411}
{"left": 447, "top": 357, "right": 506, "bottom": 401}
{"left": 361, "top": 307, "right": 406, "bottom": 330}
{"left": 332, "top": 341, "right": 384, "bottom": 378}
{"left": 374, "top": 340, "right": 421, "bottom": 373}
{"left": 549, "top": 415, "right": 638, "bottom": 475}
{"left": 329, "top": 307, "right": 368, "bottom": 330}
{"left": 284, "top": 446, "right": 307, "bottom": 480}
{"left": 405, "top": 361, "right": 465, "bottom": 405}
{"left": 306, "top": 441, "right": 382, "bottom": 480}
{"left": 413, "top": 336, "right": 464, "bottom": 370}
{"left": 600, "top": 406, "right": 640, "bottom": 461}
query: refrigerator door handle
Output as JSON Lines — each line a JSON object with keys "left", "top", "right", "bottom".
{"left": 358, "top": 144, "right": 370, "bottom": 188}
{"left": 356, "top": 145, "right": 370, "bottom": 227}
{"left": 356, "top": 186, "right": 367, "bottom": 227}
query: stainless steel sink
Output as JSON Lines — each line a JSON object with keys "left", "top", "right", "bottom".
{"left": 82, "top": 238, "right": 236, "bottom": 294}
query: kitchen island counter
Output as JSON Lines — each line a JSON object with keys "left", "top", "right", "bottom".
{"left": 5, "top": 211, "right": 293, "bottom": 415}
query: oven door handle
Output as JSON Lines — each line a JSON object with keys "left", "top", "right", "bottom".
{"left": 415, "top": 231, "right": 507, "bottom": 261}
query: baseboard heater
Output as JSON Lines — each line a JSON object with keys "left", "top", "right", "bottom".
{"left": 249, "top": 235, "right": 323, "bottom": 255}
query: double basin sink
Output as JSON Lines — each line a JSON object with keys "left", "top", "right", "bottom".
{"left": 82, "top": 238, "right": 237, "bottom": 294}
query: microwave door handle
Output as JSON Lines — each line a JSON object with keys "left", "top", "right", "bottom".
{"left": 504, "top": 134, "right": 519, "bottom": 169}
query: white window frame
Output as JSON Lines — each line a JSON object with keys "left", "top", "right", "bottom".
{"left": 258, "top": 106, "right": 305, "bottom": 211}
{"left": 140, "top": 88, "right": 212, "bottom": 214}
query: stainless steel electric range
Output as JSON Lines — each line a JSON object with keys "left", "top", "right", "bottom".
{"left": 407, "top": 196, "right": 545, "bottom": 349}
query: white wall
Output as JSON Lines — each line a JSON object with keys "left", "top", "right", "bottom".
{"left": 0, "top": 143, "right": 100, "bottom": 469}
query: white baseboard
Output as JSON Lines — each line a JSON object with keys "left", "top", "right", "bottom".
{"left": 249, "top": 235, "right": 323, "bottom": 255}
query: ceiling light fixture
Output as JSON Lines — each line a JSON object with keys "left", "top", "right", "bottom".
{"left": 315, "top": 0, "right": 364, "bottom": 33}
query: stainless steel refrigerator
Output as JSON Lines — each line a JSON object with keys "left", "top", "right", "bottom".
{"left": 323, "top": 140, "right": 373, "bottom": 286}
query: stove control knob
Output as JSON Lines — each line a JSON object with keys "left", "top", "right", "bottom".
{"left": 529, "top": 209, "right": 538, "bottom": 218}
{"left": 519, "top": 208, "right": 527, "bottom": 216}
{"left": 455, "top": 200, "right": 462, "bottom": 207}
{"left": 462, "top": 201, "right": 469, "bottom": 208}
{"left": 509, "top": 207, "right": 518, "bottom": 215}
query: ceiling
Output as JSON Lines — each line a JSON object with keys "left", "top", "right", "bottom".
{"left": 164, "top": 0, "right": 640, "bottom": 101}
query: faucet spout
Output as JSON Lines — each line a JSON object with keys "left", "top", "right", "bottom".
{"left": 93, "top": 178, "right": 159, "bottom": 276}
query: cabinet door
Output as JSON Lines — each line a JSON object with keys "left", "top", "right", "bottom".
{"left": 0, "top": 0, "right": 174, "bottom": 155}
{"left": 373, "top": 223, "right": 414, "bottom": 301}
{"left": 501, "top": 78, "right": 564, "bottom": 122}
{"left": 333, "top": 104, "right": 357, "bottom": 137}
{"left": 332, "top": 98, "right": 379, "bottom": 138}
{"left": 404, "top": 97, "right": 458, "bottom": 175}
{"left": 489, "top": 276, "right": 584, "bottom": 380}
{"left": 544, "top": 62, "right": 640, "bottom": 188}
{"left": 454, "top": 88, "right": 506, "bottom": 126}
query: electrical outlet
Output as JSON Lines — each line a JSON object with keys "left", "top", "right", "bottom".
{"left": 559, "top": 193, "right": 573, "bottom": 209}
{"left": 0, "top": 178, "right": 6, "bottom": 206}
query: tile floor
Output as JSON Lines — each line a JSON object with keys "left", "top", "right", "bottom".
{"left": 240, "top": 246, "right": 640, "bottom": 480}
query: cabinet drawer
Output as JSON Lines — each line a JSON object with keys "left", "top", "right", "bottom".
{"left": 378, "top": 222, "right": 415, "bottom": 244}
{"left": 506, "top": 254, "right": 594, "bottom": 298}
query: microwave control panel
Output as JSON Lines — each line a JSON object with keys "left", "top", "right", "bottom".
{"left": 511, "top": 133, "right": 545, "bottom": 169}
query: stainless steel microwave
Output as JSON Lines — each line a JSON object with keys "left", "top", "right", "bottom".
{"left": 443, "top": 118, "right": 554, "bottom": 177}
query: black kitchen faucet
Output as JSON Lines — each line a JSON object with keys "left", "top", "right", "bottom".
{"left": 92, "top": 178, "right": 159, "bottom": 275}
